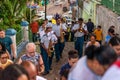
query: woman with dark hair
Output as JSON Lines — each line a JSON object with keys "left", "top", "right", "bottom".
{"left": 0, "top": 64, "right": 30, "bottom": 80}
{"left": 86, "top": 34, "right": 100, "bottom": 47}
{"left": 0, "top": 42, "right": 10, "bottom": 59}
{"left": 109, "top": 36, "right": 120, "bottom": 57}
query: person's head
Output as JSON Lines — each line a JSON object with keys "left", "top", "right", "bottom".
{"left": 56, "top": 18, "right": 61, "bottom": 25}
{"left": 78, "top": 18, "right": 83, "bottom": 25}
{"left": 60, "top": 69, "right": 69, "bottom": 80}
{"left": 0, "top": 51, "right": 9, "bottom": 64}
{"left": 108, "top": 28, "right": 115, "bottom": 36}
{"left": 0, "top": 42, "right": 6, "bottom": 51}
{"left": 90, "top": 34, "right": 96, "bottom": 43}
{"left": 109, "top": 36, "right": 120, "bottom": 56}
{"left": 26, "top": 43, "right": 36, "bottom": 57}
{"left": 0, "top": 29, "right": 5, "bottom": 38}
{"left": 92, "top": 46, "right": 117, "bottom": 76}
{"left": 88, "top": 18, "right": 91, "bottom": 22}
{"left": 1, "top": 64, "right": 29, "bottom": 80}
{"left": 68, "top": 50, "right": 79, "bottom": 67}
{"left": 21, "top": 61, "right": 37, "bottom": 80}
{"left": 97, "top": 25, "right": 101, "bottom": 30}
{"left": 110, "top": 25, "right": 115, "bottom": 29}
{"left": 45, "top": 24, "right": 52, "bottom": 33}
{"left": 45, "top": 18, "right": 48, "bottom": 24}
{"left": 85, "top": 45, "right": 97, "bottom": 60}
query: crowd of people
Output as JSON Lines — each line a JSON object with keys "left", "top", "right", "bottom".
{"left": 0, "top": 14, "right": 120, "bottom": 80}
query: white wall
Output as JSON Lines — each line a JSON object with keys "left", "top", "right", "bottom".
{"left": 96, "top": 5, "right": 120, "bottom": 40}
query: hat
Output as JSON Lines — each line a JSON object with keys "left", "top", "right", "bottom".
{"left": 46, "top": 23, "right": 52, "bottom": 28}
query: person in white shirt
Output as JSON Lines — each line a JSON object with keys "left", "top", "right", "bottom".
{"left": 68, "top": 45, "right": 117, "bottom": 80}
{"left": 101, "top": 60, "right": 120, "bottom": 80}
{"left": 72, "top": 18, "right": 87, "bottom": 58}
{"left": 52, "top": 18, "right": 67, "bottom": 62}
{"left": 40, "top": 25, "right": 52, "bottom": 75}
{"left": 47, "top": 30, "right": 58, "bottom": 70}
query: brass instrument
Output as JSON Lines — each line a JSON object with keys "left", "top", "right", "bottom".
{"left": 48, "top": 39, "right": 54, "bottom": 57}
{"left": 60, "top": 24, "right": 65, "bottom": 43}
{"left": 78, "top": 24, "right": 83, "bottom": 33}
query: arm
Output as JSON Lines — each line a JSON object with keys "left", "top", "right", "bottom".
{"left": 38, "top": 55, "right": 44, "bottom": 74}
{"left": 11, "top": 44, "right": 16, "bottom": 58}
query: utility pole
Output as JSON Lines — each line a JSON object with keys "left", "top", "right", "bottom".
{"left": 45, "top": 0, "right": 47, "bottom": 19}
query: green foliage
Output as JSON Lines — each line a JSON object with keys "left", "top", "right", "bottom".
{"left": 11, "top": 24, "right": 21, "bottom": 32}
{"left": 0, "top": 0, "right": 28, "bottom": 31}
{"left": 38, "top": 19, "right": 44, "bottom": 26}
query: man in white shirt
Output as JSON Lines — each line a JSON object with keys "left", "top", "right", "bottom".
{"left": 72, "top": 18, "right": 87, "bottom": 58}
{"left": 52, "top": 18, "right": 67, "bottom": 62}
{"left": 101, "top": 60, "right": 120, "bottom": 80}
{"left": 68, "top": 45, "right": 117, "bottom": 80}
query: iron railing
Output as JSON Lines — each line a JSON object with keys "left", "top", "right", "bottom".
{"left": 16, "top": 29, "right": 24, "bottom": 46}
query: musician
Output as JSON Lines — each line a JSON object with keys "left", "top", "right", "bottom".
{"left": 40, "top": 25, "right": 51, "bottom": 75}
{"left": 52, "top": 18, "right": 67, "bottom": 62}
{"left": 72, "top": 18, "right": 87, "bottom": 58}
{"left": 48, "top": 29, "right": 58, "bottom": 70}
{"left": 40, "top": 25, "right": 57, "bottom": 75}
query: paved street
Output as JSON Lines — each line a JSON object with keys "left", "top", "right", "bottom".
{"left": 47, "top": 0, "right": 69, "bottom": 15}
{"left": 44, "top": 42, "right": 74, "bottom": 80}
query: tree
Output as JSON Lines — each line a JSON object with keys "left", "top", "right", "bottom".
{"left": 0, "top": 0, "right": 28, "bottom": 30}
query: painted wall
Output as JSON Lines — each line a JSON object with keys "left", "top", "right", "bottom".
{"left": 96, "top": 5, "right": 120, "bottom": 40}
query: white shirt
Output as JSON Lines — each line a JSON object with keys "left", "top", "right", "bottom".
{"left": 41, "top": 31, "right": 57, "bottom": 48}
{"left": 72, "top": 23, "right": 87, "bottom": 37}
{"left": 48, "top": 31, "right": 58, "bottom": 47}
{"left": 101, "top": 64, "right": 120, "bottom": 80}
{"left": 68, "top": 56, "right": 100, "bottom": 80}
{"left": 36, "top": 76, "right": 47, "bottom": 80}
{"left": 52, "top": 24, "right": 67, "bottom": 37}
{"left": 41, "top": 33, "right": 49, "bottom": 49}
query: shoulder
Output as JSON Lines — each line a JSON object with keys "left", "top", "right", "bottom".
{"left": 7, "top": 59, "right": 13, "bottom": 64}
{"left": 21, "top": 54, "right": 28, "bottom": 60}
{"left": 36, "top": 75, "right": 47, "bottom": 80}
{"left": 61, "top": 63, "right": 70, "bottom": 69}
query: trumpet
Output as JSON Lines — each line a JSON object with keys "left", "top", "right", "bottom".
{"left": 79, "top": 27, "right": 83, "bottom": 32}
{"left": 78, "top": 24, "right": 83, "bottom": 32}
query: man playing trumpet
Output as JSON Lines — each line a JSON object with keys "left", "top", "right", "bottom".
{"left": 72, "top": 18, "right": 88, "bottom": 58}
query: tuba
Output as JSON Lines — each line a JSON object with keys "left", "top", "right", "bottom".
{"left": 47, "top": 39, "right": 54, "bottom": 57}
{"left": 60, "top": 24, "right": 65, "bottom": 43}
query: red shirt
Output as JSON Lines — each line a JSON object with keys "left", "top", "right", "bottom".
{"left": 30, "top": 21, "right": 39, "bottom": 33}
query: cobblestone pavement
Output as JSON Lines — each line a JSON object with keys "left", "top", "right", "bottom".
{"left": 43, "top": 42, "right": 74, "bottom": 80}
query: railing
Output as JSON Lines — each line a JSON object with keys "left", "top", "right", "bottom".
{"left": 101, "top": 0, "right": 120, "bottom": 15}
{"left": 16, "top": 29, "right": 24, "bottom": 46}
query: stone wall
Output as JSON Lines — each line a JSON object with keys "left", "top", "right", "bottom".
{"left": 96, "top": 5, "right": 120, "bottom": 40}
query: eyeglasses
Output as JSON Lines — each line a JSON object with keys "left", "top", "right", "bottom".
{"left": 1, "top": 56, "right": 8, "bottom": 59}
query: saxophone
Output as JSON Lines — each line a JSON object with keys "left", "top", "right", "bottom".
{"left": 48, "top": 39, "right": 54, "bottom": 57}
{"left": 60, "top": 24, "right": 65, "bottom": 43}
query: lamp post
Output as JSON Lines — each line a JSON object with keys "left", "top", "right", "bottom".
{"left": 45, "top": 0, "right": 47, "bottom": 19}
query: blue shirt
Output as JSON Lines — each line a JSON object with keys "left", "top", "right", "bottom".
{"left": 105, "top": 35, "right": 111, "bottom": 43}
{"left": 0, "top": 36, "right": 13, "bottom": 54}
{"left": 59, "top": 63, "right": 71, "bottom": 75}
